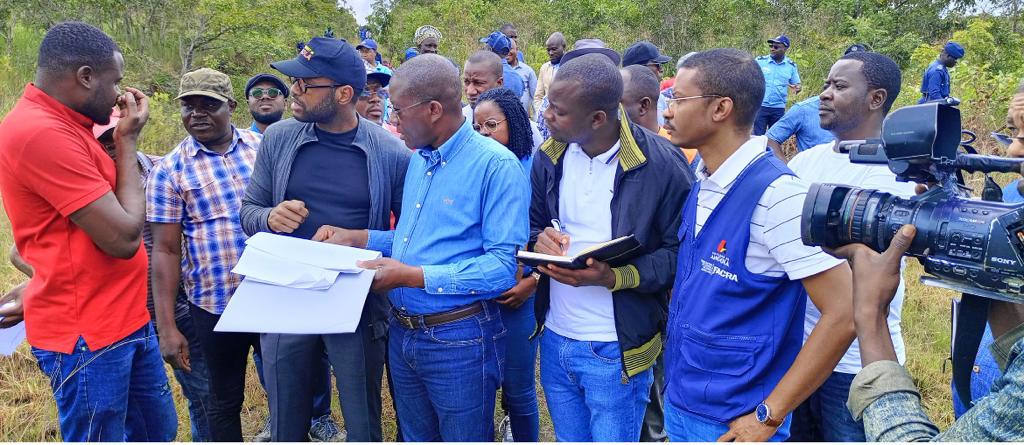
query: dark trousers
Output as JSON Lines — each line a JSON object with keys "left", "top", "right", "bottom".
{"left": 190, "top": 303, "right": 261, "bottom": 442}
{"left": 753, "top": 106, "right": 786, "bottom": 135}
{"left": 261, "top": 322, "right": 386, "bottom": 442}
{"left": 640, "top": 356, "right": 667, "bottom": 442}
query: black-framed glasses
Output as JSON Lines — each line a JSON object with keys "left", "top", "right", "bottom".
{"left": 473, "top": 118, "right": 507, "bottom": 133}
{"left": 992, "top": 125, "right": 1024, "bottom": 146}
{"left": 250, "top": 87, "right": 282, "bottom": 99}
{"left": 180, "top": 100, "right": 224, "bottom": 115}
{"left": 359, "top": 88, "right": 389, "bottom": 101}
{"left": 289, "top": 77, "right": 343, "bottom": 95}
{"left": 388, "top": 99, "right": 431, "bottom": 124}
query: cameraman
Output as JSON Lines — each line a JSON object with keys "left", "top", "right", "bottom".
{"left": 786, "top": 51, "right": 916, "bottom": 441}
{"left": 835, "top": 225, "right": 1024, "bottom": 440}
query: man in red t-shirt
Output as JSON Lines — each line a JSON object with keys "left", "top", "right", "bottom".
{"left": 0, "top": 22, "right": 177, "bottom": 441}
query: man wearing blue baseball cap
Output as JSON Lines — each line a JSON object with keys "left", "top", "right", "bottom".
{"left": 623, "top": 40, "right": 673, "bottom": 126}
{"left": 240, "top": 36, "right": 411, "bottom": 442}
{"left": 481, "top": 31, "right": 525, "bottom": 99}
{"left": 357, "top": 38, "right": 393, "bottom": 76}
{"left": 919, "top": 41, "right": 964, "bottom": 104}
{"left": 754, "top": 34, "right": 802, "bottom": 136}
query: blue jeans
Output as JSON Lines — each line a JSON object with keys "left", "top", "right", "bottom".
{"left": 953, "top": 325, "right": 1001, "bottom": 417}
{"left": 252, "top": 346, "right": 333, "bottom": 421}
{"left": 166, "top": 311, "right": 212, "bottom": 442}
{"left": 788, "top": 371, "right": 865, "bottom": 441}
{"left": 498, "top": 296, "right": 539, "bottom": 441}
{"left": 388, "top": 301, "right": 506, "bottom": 441}
{"left": 753, "top": 106, "right": 786, "bottom": 135}
{"left": 665, "top": 402, "right": 792, "bottom": 442}
{"left": 539, "top": 329, "right": 654, "bottom": 441}
{"left": 31, "top": 323, "right": 178, "bottom": 441}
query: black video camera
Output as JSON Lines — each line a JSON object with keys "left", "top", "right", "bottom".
{"left": 801, "top": 103, "right": 1024, "bottom": 303}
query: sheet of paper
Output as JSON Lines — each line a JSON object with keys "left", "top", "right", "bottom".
{"left": 244, "top": 232, "right": 380, "bottom": 272}
{"left": 214, "top": 270, "right": 376, "bottom": 334}
{"left": 232, "top": 248, "right": 339, "bottom": 290}
{"left": 0, "top": 322, "right": 26, "bottom": 356}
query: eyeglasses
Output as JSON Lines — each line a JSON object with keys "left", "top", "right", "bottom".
{"left": 473, "top": 118, "right": 507, "bottom": 133}
{"left": 180, "top": 101, "right": 224, "bottom": 115}
{"left": 289, "top": 77, "right": 343, "bottom": 95}
{"left": 359, "top": 88, "right": 389, "bottom": 101}
{"left": 388, "top": 99, "right": 431, "bottom": 124}
{"left": 665, "top": 94, "right": 723, "bottom": 109}
{"left": 992, "top": 126, "right": 1024, "bottom": 146}
{"left": 250, "top": 87, "right": 282, "bottom": 99}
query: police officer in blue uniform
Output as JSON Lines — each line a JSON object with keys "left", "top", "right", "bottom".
{"left": 919, "top": 41, "right": 964, "bottom": 104}
{"left": 753, "top": 34, "right": 801, "bottom": 136}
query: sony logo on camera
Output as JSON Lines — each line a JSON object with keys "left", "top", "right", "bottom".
{"left": 991, "top": 256, "right": 1019, "bottom": 266}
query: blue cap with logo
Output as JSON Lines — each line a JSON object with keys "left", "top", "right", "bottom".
{"left": 271, "top": 36, "right": 366, "bottom": 94}
{"left": 356, "top": 38, "right": 378, "bottom": 51}
{"left": 944, "top": 41, "right": 965, "bottom": 59}
{"left": 767, "top": 34, "right": 791, "bottom": 48}
{"left": 480, "top": 31, "right": 512, "bottom": 54}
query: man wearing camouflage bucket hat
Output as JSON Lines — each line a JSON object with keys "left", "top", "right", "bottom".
{"left": 147, "top": 67, "right": 265, "bottom": 442}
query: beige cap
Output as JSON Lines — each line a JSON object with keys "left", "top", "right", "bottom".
{"left": 176, "top": 68, "right": 233, "bottom": 102}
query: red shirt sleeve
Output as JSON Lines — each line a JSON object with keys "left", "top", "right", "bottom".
{"left": 16, "top": 126, "right": 113, "bottom": 217}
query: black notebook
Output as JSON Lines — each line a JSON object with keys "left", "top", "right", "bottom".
{"left": 517, "top": 235, "right": 642, "bottom": 270}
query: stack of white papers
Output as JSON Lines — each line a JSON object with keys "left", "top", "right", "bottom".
{"left": 0, "top": 319, "right": 25, "bottom": 356}
{"left": 215, "top": 232, "right": 381, "bottom": 334}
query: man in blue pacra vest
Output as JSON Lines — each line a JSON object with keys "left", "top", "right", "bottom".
{"left": 919, "top": 41, "right": 964, "bottom": 104}
{"left": 753, "top": 34, "right": 801, "bottom": 136}
{"left": 659, "top": 48, "right": 856, "bottom": 442}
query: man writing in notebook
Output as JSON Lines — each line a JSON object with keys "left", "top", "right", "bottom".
{"left": 528, "top": 51, "right": 694, "bottom": 441}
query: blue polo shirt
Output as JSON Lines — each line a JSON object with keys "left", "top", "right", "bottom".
{"left": 756, "top": 55, "right": 800, "bottom": 108}
{"left": 765, "top": 96, "right": 834, "bottom": 151}
{"left": 919, "top": 60, "right": 950, "bottom": 103}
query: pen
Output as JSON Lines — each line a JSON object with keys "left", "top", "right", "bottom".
{"left": 551, "top": 219, "right": 567, "bottom": 255}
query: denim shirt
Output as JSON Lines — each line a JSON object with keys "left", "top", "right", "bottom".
{"left": 848, "top": 324, "right": 1024, "bottom": 441}
{"left": 367, "top": 118, "right": 530, "bottom": 314}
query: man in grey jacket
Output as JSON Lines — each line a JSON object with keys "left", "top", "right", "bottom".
{"left": 239, "top": 36, "right": 410, "bottom": 442}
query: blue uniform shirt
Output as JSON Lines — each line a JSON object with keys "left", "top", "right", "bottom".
{"left": 756, "top": 55, "right": 800, "bottom": 108}
{"left": 501, "top": 60, "right": 525, "bottom": 98}
{"left": 366, "top": 118, "right": 530, "bottom": 314}
{"left": 919, "top": 60, "right": 950, "bottom": 103}
{"left": 765, "top": 96, "right": 835, "bottom": 151}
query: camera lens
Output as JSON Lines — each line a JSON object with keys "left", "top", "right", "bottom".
{"left": 802, "top": 183, "right": 901, "bottom": 251}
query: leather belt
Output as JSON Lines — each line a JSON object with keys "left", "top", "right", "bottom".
{"left": 392, "top": 301, "right": 484, "bottom": 330}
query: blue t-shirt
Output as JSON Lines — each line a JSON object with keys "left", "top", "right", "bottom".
{"left": 765, "top": 96, "right": 834, "bottom": 151}
{"left": 501, "top": 60, "right": 525, "bottom": 98}
{"left": 1003, "top": 180, "right": 1023, "bottom": 203}
{"left": 756, "top": 55, "right": 800, "bottom": 108}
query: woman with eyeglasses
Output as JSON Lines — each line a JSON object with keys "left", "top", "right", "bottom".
{"left": 471, "top": 87, "right": 540, "bottom": 442}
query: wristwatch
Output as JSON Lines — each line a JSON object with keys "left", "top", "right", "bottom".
{"left": 530, "top": 271, "right": 542, "bottom": 282}
{"left": 755, "top": 401, "right": 783, "bottom": 427}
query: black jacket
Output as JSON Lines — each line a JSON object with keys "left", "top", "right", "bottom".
{"left": 529, "top": 112, "right": 696, "bottom": 378}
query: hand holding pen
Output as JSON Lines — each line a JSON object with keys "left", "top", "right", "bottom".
{"left": 534, "top": 218, "right": 570, "bottom": 256}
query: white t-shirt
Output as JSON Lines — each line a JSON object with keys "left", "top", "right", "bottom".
{"left": 693, "top": 136, "right": 844, "bottom": 279}
{"left": 547, "top": 141, "right": 621, "bottom": 342}
{"left": 788, "top": 141, "right": 917, "bottom": 373}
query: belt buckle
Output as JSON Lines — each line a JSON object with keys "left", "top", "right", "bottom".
{"left": 396, "top": 312, "right": 416, "bottom": 329}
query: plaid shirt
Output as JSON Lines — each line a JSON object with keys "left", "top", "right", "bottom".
{"left": 146, "top": 127, "right": 261, "bottom": 314}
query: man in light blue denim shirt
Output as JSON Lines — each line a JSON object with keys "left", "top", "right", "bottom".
{"left": 836, "top": 226, "right": 1024, "bottom": 441}
{"left": 312, "top": 53, "right": 530, "bottom": 442}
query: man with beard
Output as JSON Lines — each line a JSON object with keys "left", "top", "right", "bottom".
{"left": 239, "top": 36, "right": 410, "bottom": 442}
{"left": 246, "top": 73, "right": 288, "bottom": 134}
{"left": 148, "top": 68, "right": 262, "bottom": 442}
{"left": 0, "top": 21, "right": 177, "bottom": 441}
{"left": 785, "top": 51, "right": 914, "bottom": 441}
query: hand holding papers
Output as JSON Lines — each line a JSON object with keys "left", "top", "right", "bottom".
{"left": 0, "top": 301, "right": 26, "bottom": 356}
{"left": 215, "top": 232, "right": 382, "bottom": 334}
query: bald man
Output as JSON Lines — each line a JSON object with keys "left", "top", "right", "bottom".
{"left": 533, "top": 32, "right": 567, "bottom": 113}
{"left": 312, "top": 53, "right": 530, "bottom": 442}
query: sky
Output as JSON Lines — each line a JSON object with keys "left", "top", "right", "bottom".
{"left": 346, "top": 0, "right": 374, "bottom": 25}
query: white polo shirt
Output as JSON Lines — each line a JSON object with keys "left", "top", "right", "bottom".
{"left": 547, "top": 141, "right": 621, "bottom": 342}
{"left": 789, "top": 141, "right": 916, "bottom": 373}
{"left": 693, "top": 136, "right": 844, "bottom": 279}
